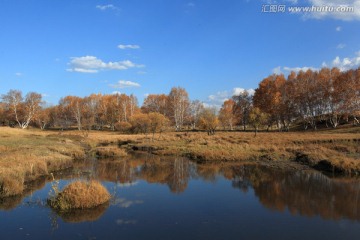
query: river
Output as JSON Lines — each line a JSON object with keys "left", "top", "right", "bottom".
{"left": 1, "top": 152, "right": 360, "bottom": 240}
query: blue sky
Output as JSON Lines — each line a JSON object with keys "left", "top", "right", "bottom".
{"left": 1, "top": 0, "right": 360, "bottom": 107}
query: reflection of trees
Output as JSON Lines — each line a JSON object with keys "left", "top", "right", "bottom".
{"left": 226, "top": 165, "right": 360, "bottom": 221}
{"left": 168, "top": 157, "right": 189, "bottom": 193}
{"left": 95, "top": 153, "right": 191, "bottom": 193}
{"left": 140, "top": 156, "right": 190, "bottom": 193}
{"left": 255, "top": 170, "right": 360, "bottom": 220}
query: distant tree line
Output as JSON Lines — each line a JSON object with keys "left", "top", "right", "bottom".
{"left": 218, "top": 67, "right": 360, "bottom": 132}
{"left": 0, "top": 67, "right": 359, "bottom": 134}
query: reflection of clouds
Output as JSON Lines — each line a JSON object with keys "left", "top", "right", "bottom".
{"left": 117, "top": 181, "right": 138, "bottom": 188}
{"left": 116, "top": 219, "right": 137, "bottom": 225}
{"left": 114, "top": 198, "right": 144, "bottom": 208}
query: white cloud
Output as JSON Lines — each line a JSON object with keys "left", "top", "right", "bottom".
{"left": 337, "top": 43, "right": 346, "bottom": 49}
{"left": 208, "top": 91, "right": 229, "bottom": 103}
{"left": 118, "top": 44, "right": 140, "bottom": 50}
{"left": 67, "top": 56, "right": 143, "bottom": 73}
{"left": 303, "top": 0, "right": 360, "bottom": 21}
{"left": 283, "top": 66, "right": 319, "bottom": 72}
{"left": 109, "top": 80, "right": 141, "bottom": 89}
{"left": 272, "top": 66, "right": 282, "bottom": 74}
{"left": 233, "top": 88, "right": 255, "bottom": 96}
{"left": 205, "top": 87, "right": 254, "bottom": 109}
{"left": 328, "top": 52, "right": 360, "bottom": 71}
{"left": 96, "top": 4, "right": 118, "bottom": 11}
{"left": 112, "top": 91, "right": 122, "bottom": 95}
{"left": 336, "top": 26, "right": 342, "bottom": 31}
{"left": 41, "top": 93, "right": 49, "bottom": 97}
{"left": 15, "top": 72, "right": 22, "bottom": 77}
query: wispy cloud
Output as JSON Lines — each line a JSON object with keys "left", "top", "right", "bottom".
{"left": 67, "top": 56, "right": 143, "bottom": 73}
{"left": 336, "top": 26, "right": 342, "bottom": 31}
{"left": 15, "top": 72, "right": 22, "bottom": 77}
{"left": 96, "top": 4, "right": 118, "bottom": 11}
{"left": 118, "top": 44, "right": 140, "bottom": 50}
{"left": 336, "top": 43, "right": 346, "bottom": 49}
{"left": 109, "top": 80, "right": 141, "bottom": 89}
{"left": 274, "top": 66, "right": 319, "bottom": 74}
{"left": 283, "top": 66, "right": 319, "bottom": 72}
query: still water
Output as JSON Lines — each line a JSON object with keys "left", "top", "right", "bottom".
{"left": 1, "top": 153, "right": 360, "bottom": 240}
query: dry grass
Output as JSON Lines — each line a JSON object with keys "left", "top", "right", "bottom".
{"left": 0, "top": 127, "right": 86, "bottom": 197}
{"left": 93, "top": 146, "right": 127, "bottom": 158}
{"left": 67, "top": 128, "right": 360, "bottom": 174}
{"left": 107, "top": 130, "right": 360, "bottom": 174}
{"left": 48, "top": 180, "right": 110, "bottom": 210}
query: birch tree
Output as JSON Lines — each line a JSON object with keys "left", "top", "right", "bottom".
{"left": 167, "top": 87, "right": 190, "bottom": 131}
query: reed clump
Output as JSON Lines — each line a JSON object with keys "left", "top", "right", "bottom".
{"left": 48, "top": 180, "right": 110, "bottom": 211}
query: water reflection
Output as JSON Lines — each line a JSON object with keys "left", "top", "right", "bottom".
{"left": 54, "top": 203, "right": 109, "bottom": 223}
{"left": 201, "top": 163, "right": 360, "bottom": 221}
{"left": 95, "top": 153, "right": 192, "bottom": 194}
{"left": 1, "top": 153, "right": 360, "bottom": 223}
{"left": 94, "top": 155, "right": 360, "bottom": 221}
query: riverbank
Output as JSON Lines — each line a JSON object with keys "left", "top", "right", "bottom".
{"left": 109, "top": 129, "right": 360, "bottom": 176}
{"left": 0, "top": 127, "right": 86, "bottom": 197}
{"left": 1, "top": 126, "right": 359, "bottom": 197}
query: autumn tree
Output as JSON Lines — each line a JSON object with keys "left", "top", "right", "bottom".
{"left": 199, "top": 107, "right": 219, "bottom": 135}
{"left": 219, "top": 99, "right": 236, "bottom": 130}
{"left": 188, "top": 100, "right": 204, "bottom": 130}
{"left": 280, "top": 72, "right": 298, "bottom": 131}
{"left": 232, "top": 90, "right": 252, "bottom": 131}
{"left": 1, "top": 90, "right": 42, "bottom": 129}
{"left": 316, "top": 67, "right": 342, "bottom": 128}
{"left": 59, "top": 96, "right": 83, "bottom": 130}
{"left": 34, "top": 105, "right": 54, "bottom": 130}
{"left": 334, "top": 67, "right": 360, "bottom": 125}
{"left": 129, "top": 113, "right": 151, "bottom": 134}
{"left": 148, "top": 112, "right": 170, "bottom": 140}
{"left": 248, "top": 107, "right": 268, "bottom": 137}
{"left": 167, "top": 87, "right": 190, "bottom": 131}
{"left": 253, "top": 74, "right": 286, "bottom": 131}
{"left": 82, "top": 94, "right": 101, "bottom": 130}
{"left": 142, "top": 94, "right": 168, "bottom": 116}
{"left": 0, "top": 102, "right": 8, "bottom": 126}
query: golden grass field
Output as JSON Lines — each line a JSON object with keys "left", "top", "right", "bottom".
{"left": 1, "top": 126, "right": 359, "bottom": 197}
